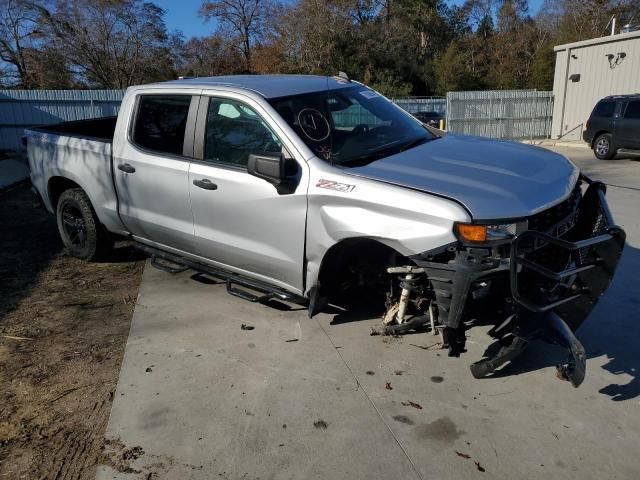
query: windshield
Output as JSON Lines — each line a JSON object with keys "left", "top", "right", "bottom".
{"left": 268, "top": 85, "right": 436, "bottom": 166}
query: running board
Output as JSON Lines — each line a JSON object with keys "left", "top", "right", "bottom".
{"left": 134, "top": 243, "right": 308, "bottom": 306}
{"left": 150, "top": 255, "right": 189, "bottom": 274}
{"left": 226, "top": 280, "right": 276, "bottom": 303}
{"left": 617, "top": 148, "right": 640, "bottom": 157}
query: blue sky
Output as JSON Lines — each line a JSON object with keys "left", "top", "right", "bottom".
{"left": 154, "top": 0, "right": 213, "bottom": 37}
{"left": 156, "top": 0, "right": 546, "bottom": 38}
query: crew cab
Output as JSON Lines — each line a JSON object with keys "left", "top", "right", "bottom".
{"left": 25, "top": 75, "right": 625, "bottom": 387}
{"left": 583, "top": 94, "right": 640, "bottom": 159}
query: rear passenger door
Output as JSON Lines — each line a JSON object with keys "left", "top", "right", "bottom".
{"left": 619, "top": 100, "right": 640, "bottom": 149}
{"left": 113, "top": 93, "right": 198, "bottom": 253}
{"left": 188, "top": 95, "right": 308, "bottom": 293}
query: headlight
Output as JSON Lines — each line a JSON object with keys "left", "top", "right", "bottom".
{"left": 455, "top": 221, "right": 527, "bottom": 244}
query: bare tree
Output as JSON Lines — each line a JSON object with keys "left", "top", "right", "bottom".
{"left": 0, "top": 0, "right": 50, "bottom": 87}
{"left": 174, "top": 34, "right": 244, "bottom": 77}
{"left": 199, "top": 0, "right": 270, "bottom": 71}
{"left": 42, "top": 0, "right": 175, "bottom": 88}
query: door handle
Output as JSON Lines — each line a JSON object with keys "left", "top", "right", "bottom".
{"left": 118, "top": 163, "right": 136, "bottom": 174}
{"left": 193, "top": 179, "right": 218, "bottom": 190}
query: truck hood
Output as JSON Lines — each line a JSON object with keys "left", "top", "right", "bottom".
{"left": 345, "top": 135, "right": 579, "bottom": 220}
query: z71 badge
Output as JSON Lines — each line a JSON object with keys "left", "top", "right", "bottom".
{"left": 316, "top": 179, "right": 356, "bottom": 192}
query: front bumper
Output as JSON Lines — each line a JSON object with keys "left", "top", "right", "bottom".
{"left": 412, "top": 178, "right": 625, "bottom": 386}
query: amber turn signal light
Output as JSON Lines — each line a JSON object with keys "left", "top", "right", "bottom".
{"left": 456, "top": 223, "right": 487, "bottom": 242}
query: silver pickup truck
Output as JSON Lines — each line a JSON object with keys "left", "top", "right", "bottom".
{"left": 25, "top": 75, "right": 625, "bottom": 387}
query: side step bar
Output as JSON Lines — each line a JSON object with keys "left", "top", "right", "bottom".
{"left": 134, "top": 243, "right": 308, "bottom": 306}
{"left": 617, "top": 148, "right": 640, "bottom": 157}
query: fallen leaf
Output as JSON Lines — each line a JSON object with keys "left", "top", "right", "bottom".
{"left": 385, "top": 382, "right": 393, "bottom": 390}
{"left": 455, "top": 451, "right": 471, "bottom": 459}
{"left": 475, "top": 461, "right": 485, "bottom": 472}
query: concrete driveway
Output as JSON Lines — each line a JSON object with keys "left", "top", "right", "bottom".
{"left": 97, "top": 147, "right": 640, "bottom": 480}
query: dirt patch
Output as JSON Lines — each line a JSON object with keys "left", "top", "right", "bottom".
{"left": 0, "top": 186, "right": 144, "bottom": 479}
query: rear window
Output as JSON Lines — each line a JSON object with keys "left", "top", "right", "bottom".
{"left": 624, "top": 100, "right": 640, "bottom": 119}
{"left": 592, "top": 101, "right": 615, "bottom": 118}
{"left": 132, "top": 95, "right": 192, "bottom": 156}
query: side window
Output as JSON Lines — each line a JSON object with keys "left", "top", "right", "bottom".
{"left": 204, "top": 99, "right": 282, "bottom": 167}
{"left": 592, "top": 101, "right": 615, "bottom": 118}
{"left": 132, "top": 95, "right": 192, "bottom": 156}
{"left": 623, "top": 100, "right": 640, "bottom": 119}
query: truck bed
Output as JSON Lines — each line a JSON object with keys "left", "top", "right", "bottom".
{"left": 29, "top": 117, "right": 117, "bottom": 142}
{"left": 25, "top": 116, "right": 127, "bottom": 236}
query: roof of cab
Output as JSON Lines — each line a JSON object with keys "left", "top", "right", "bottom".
{"left": 603, "top": 93, "right": 640, "bottom": 100}
{"left": 147, "top": 74, "right": 354, "bottom": 99}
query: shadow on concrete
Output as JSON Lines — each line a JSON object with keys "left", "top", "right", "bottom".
{"left": 613, "top": 154, "right": 640, "bottom": 162}
{"left": 330, "top": 305, "right": 383, "bottom": 325}
{"left": 482, "top": 243, "right": 640, "bottom": 401}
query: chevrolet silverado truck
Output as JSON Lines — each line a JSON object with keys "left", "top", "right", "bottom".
{"left": 25, "top": 75, "right": 625, "bottom": 387}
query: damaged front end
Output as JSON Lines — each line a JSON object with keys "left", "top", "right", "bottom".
{"left": 384, "top": 176, "right": 625, "bottom": 387}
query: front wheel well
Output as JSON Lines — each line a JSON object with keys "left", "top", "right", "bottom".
{"left": 317, "top": 238, "right": 410, "bottom": 308}
{"left": 591, "top": 130, "right": 611, "bottom": 147}
{"left": 48, "top": 177, "right": 82, "bottom": 209}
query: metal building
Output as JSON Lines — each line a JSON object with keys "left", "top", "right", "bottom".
{"left": 551, "top": 30, "right": 640, "bottom": 140}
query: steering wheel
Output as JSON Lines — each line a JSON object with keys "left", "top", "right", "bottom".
{"left": 352, "top": 124, "right": 370, "bottom": 134}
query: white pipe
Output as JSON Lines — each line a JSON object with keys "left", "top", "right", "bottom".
{"left": 612, "top": 17, "right": 616, "bottom": 36}
{"left": 395, "top": 273, "right": 413, "bottom": 323}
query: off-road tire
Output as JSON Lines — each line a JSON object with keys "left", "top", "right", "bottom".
{"left": 56, "top": 188, "right": 112, "bottom": 261}
{"left": 593, "top": 133, "right": 615, "bottom": 160}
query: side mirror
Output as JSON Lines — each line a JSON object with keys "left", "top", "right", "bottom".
{"left": 248, "top": 152, "right": 286, "bottom": 185}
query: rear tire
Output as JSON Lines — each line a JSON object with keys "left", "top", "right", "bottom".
{"left": 56, "top": 188, "right": 112, "bottom": 261}
{"left": 593, "top": 133, "right": 615, "bottom": 160}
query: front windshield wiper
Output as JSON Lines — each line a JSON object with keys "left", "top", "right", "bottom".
{"left": 399, "top": 135, "right": 437, "bottom": 152}
{"left": 338, "top": 144, "right": 401, "bottom": 167}
{"left": 339, "top": 135, "right": 438, "bottom": 167}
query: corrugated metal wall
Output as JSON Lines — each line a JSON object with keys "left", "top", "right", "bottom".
{"left": 391, "top": 97, "right": 447, "bottom": 115}
{"left": 1, "top": 88, "right": 555, "bottom": 150}
{"left": 552, "top": 31, "right": 640, "bottom": 140}
{"left": 0, "top": 90, "right": 447, "bottom": 151}
{"left": 446, "top": 90, "right": 554, "bottom": 139}
{"left": 332, "top": 97, "right": 446, "bottom": 127}
{"left": 0, "top": 89, "right": 124, "bottom": 150}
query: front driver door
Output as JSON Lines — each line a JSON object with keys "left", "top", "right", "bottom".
{"left": 188, "top": 95, "right": 308, "bottom": 293}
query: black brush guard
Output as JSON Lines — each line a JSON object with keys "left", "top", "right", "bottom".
{"left": 471, "top": 180, "right": 625, "bottom": 387}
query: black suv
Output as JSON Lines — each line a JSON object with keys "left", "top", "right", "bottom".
{"left": 583, "top": 94, "right": 640, "bottom": 159}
